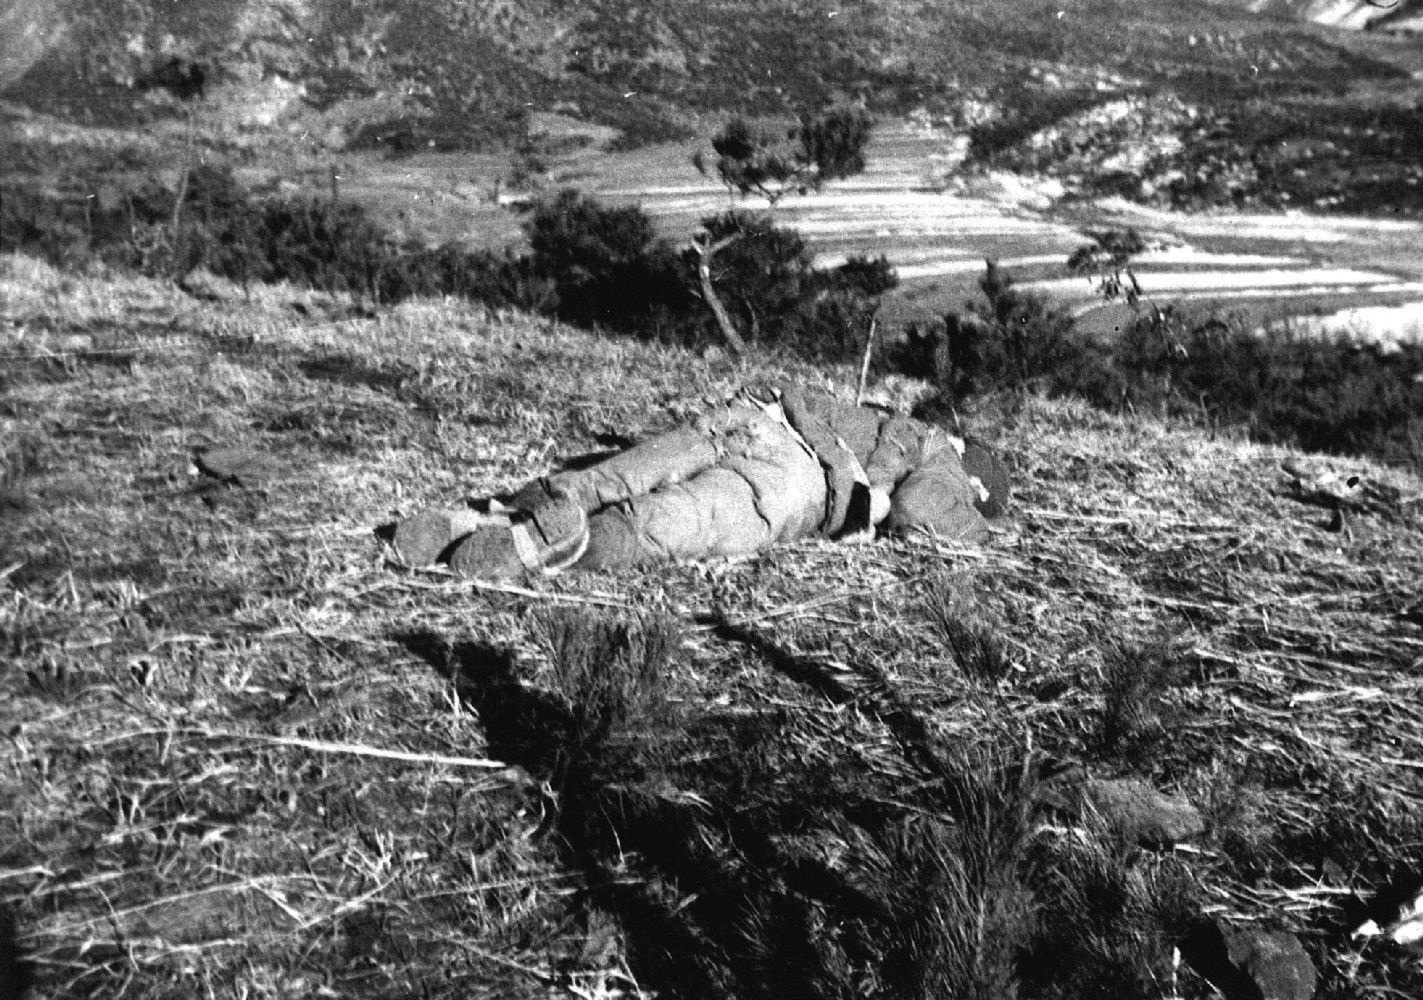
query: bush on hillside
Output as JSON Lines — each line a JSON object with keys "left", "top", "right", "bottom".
{"left": 525, "top": 188, "right": 692, "bottom": 332}
{"left": 683, "top": 211, "right": 895, "bottom": 358}
{"left": 1115, "top": 309, "right": 1423, "bottom": 465}
{"left": 696, "top": 107, "right": 874, "bottom": 205}
{"left": 893, "top": 262, "right": 1109, "bottom": 399}
{"left": 0, "top": 165, "right": 551, "bottom": 309}
{"left": 900, "top": 263, "right": 1423, "bottom": 469}
{"left": 2, "top": 164, "right": 898, "bottom": 363}
{"left": 787, "top": 252, "right": 896, "bottom": 361}
{"left": 521, "top": 194, "right": 895, "bottom": 358}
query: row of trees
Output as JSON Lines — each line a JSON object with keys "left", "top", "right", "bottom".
{"left": 0, "top": 106, "right": 892, "bottom": 363}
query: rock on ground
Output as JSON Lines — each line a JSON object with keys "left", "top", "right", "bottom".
{"left": 195, "top": 446, "right": 286, "bottom": 487}
{"left": 1183, "top": 919, "right": 1317, "bottom": 1000}
{"left": 1079, "top": 776, "right": 1206, "bottom": 848}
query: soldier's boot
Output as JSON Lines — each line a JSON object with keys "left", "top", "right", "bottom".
{"left": 392, "top": 508, "right": 489, "bottom": 567}
{"left": 448, "top": 497, "right": 589, "bottom": 583}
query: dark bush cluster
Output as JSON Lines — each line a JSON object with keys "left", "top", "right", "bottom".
{"left": 686, "top": 209, "right": 896, "bottom": 359}
{"left": 899, "top": 263, "right": 1423, "bottom": 469}
{"left": 2, "top": 167, "right": 896, "bottom": 362}
{"left": 1113, "top": 309, "right": 1423, "bottom": 465}
{"left": 517, "top": 192, "right": 896, "bottom": 358}
{"left": 0, "top": 165, "right": 553, "bottom": 309}
{"left": 696, "top": 106, "right": 875, "bottom": 205}
{"left": 892, "top": 262, "right": 1115, "bottom": 401}
{"left": 965, "top": 85, "right": 1107, "bottom": 164}
{"left": 523, "top": 188, "right": 692, "bottom": 336}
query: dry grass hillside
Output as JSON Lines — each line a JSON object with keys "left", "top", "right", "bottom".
{"left": 2, "top": 254, "right": 1423, "bottom": 998}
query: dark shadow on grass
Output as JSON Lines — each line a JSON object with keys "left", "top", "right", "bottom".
{"left": 552, "top": 449, "right": 620, "bottom": 473}
{"left": 391, "top": 621, "right": 933, "bottom": 1000}
{"left": 393, "top": 628, "right": 572, "bottom": 775}
{"left": 0, "top": 904, "right": 33, "bottom": 1000}
{"left": 711, "top": 618, "right": 965, "bottom": 786}
{"left": 298, "top": 354, "right": 414, "bottom": 396}
{"left": 708, "top": 618, "right": 856, "bottom": 704}
{"left": 392, "top": 617, "right": 1141, "bottom": 1000}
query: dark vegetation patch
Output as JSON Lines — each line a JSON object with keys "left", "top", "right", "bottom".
{"left": 1, "top": 160, "right": 896, "bottom": 363}
{"left": 1094, "top": 633, "right": 1189, "bottom": 763}
{"left": 295, "top": 354, "right": 416, "bottom": 396}
{"left": 0, "top": 163, "right": 552, "bottom": 310}
{"left": 967, "top": 84, "right": 1423, "bottom": 216}
{"left": 252, "top": 399, "right": 412, "bottom": 454}
{"left": 900, "top": 262, "right": 1423, "bottom": 470}
{"left": 400, "top": 607, "right": 1214, "bottom": 1000}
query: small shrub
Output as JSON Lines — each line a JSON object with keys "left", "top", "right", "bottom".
{"left": 898, "top": 262, "right": 1108, "bottom": 402}
{"left": 1066, "top": 228, "right": 1148, "bottom": 308}
{"left": 781, "top": 286, "right": 878, "bottom": 361}
{"left": 829, "top": 254, "right": 898, "bottom": 300}
{"left": 908, "top": 747, "right": 1037, "bottom": 1000}
{"left": 796, "top": 106, "right": 875, "bottom": 184}
{"left": 1022, "top": 827, "right": 1199, "bottom": 1000}
{"left": 534, "top": 607, "right": 682, "bottom": 754}
{"left": 527, "top": 188, "right": 658, "bottom": 281}
{"left": 876, "top": 808, "right": 1033, "bottom": 999}
{"left": 697, "top": 106, "right": 874, "bottom": 205}
{"left": 887, "top": 321, "right": 950, "bottom": 383}
{"left": 525, "top": 188, "right": 693, "bottom": 334}
{"left": 922, "top": 574, "right": 1015, "bottom": 686}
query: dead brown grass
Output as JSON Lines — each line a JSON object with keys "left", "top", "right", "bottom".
{"left": 2, "top": 253, "right": 1422, "bottom": 998}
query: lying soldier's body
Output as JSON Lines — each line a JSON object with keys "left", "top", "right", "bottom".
{"left": 391, "top": 383, "right": 1009, "bottom": 582}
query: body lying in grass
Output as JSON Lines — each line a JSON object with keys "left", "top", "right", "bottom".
{"left": 391, "top": 383, "right": 1010, "bottom": 581}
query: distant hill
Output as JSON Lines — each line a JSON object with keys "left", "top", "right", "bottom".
{"left": 1, "top": 0, "right": 1413, "bottom": 155}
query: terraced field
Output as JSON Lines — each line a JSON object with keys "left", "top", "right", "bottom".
{"left": 584, "top": 121, "right": 1423, "bottom": 344}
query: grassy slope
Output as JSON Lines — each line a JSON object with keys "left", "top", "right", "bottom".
{"left": 3, "top": 254, "right": 1423, "bottom": 997}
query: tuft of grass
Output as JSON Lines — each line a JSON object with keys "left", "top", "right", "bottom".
{"left": 922, "top": 572, "right": 1016, "bottom": 686}
{"left": 1022, "top": 821, "right": 1200, "bottom": 1000}
{"left": 880, "top": 747, "right": 1039, "bottom": 1000}
{"left": 534, "top": 606, "right": 682, "bottom": 753}
{"left": 1096, "top": 632, "right": 1187, "bottom": 760}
